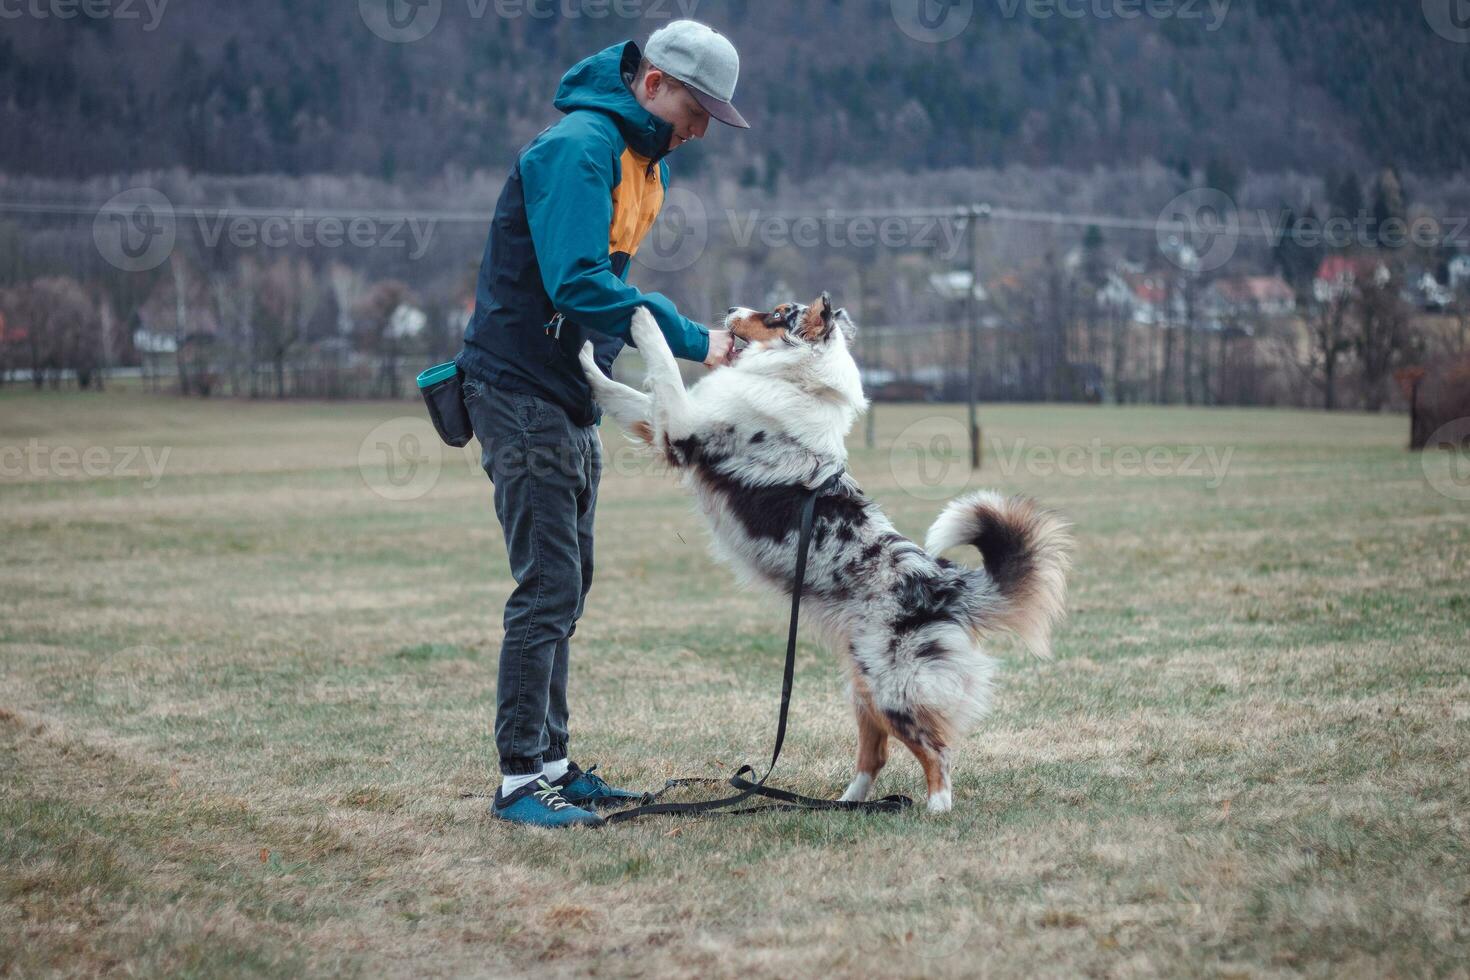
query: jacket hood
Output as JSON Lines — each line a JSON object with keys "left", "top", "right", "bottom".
{"left": 554, "top": 41, "right": 674, "bottom": 162}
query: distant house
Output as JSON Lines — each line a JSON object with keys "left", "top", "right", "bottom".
{"left": 1410, "top": 269, "right": 1453, "bottom": 311}
{"left": 928, "top": 270, "right": 988, "bottom": 304}
{"left": 1314, "top": 255, "right": 1388, "bottom": 302}
{"left": 1122, "top": 272, "right": 1172, "bottom": 325}
{"left": 1449, "top": 255, "right": 1470, "bottom": 292}
{"left": 388, "top": 303, "right": 427, "bottom": 341}
{"left": 132, "top": 327, "right": 178, "bottom": 354}
{"left": 1205, "top": 275, "right": 1296, "bottom": 318}
{"left": 0, "top": 310, "right": 25, "bottom": 345}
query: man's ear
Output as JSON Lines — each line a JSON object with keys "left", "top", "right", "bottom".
{"left": 640, "top": 67, "right": 663, "bottom": 99}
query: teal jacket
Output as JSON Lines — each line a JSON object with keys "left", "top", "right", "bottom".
{"left": 456, "top": 40, "right": 710, "bottom": 426}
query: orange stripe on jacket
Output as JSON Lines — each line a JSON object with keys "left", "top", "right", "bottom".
{"left": 608, "top": 147, "right": 665, "bottom": 259}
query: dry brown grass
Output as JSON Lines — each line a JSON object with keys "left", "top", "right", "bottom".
{"left": 2, "top": 387, "right": 1468, "bottom": 978}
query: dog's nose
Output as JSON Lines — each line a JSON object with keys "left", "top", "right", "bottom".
{"left": 726, "top": 307, "right": 738, "bottom": 315}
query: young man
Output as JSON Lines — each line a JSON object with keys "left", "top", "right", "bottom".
{"left": 455, "top": 21, "right": 750, "bottom": 828}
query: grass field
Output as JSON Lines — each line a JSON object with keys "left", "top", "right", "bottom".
{"left": 2, "top": 387, "right": 1468, "bottom": 978}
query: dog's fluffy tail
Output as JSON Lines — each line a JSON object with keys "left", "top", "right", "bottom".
{"left": 925, "top": 491, "right": 1073, "bottom": 659}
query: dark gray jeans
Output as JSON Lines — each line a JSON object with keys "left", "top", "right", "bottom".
{"left": 462, "top": 376, "right": 600, "bottom": 776}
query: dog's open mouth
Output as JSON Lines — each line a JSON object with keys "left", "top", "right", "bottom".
{"left": 728, "top": 336, "right": 751, "bottom": 365}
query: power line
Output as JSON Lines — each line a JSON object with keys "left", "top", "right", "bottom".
{"left": 0, "top": 198, "right": 1284, "bottom": 240}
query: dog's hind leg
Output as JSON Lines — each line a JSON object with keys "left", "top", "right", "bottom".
{"left": 839, "top": 696, "right": 890, "bottom": 803}
{"left": 579, "top": 342, "right": 654, "bottom": 442}
{"left": 886, "top": 710, "right": 954, "bottom": 813}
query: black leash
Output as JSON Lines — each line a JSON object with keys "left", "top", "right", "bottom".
{"left": 602, "top": 471, "right": 912, "bottom": 823}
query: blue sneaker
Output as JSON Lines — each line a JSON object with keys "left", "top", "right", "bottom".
{"left": 551, "top": 762, "right": 645, "bottom": 810}
{"left": 491, "top": 778, "right": 605, "bottom": 828}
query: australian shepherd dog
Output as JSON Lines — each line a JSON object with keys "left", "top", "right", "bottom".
{"left": 579, "top": 295, "right": 1072, "bottom": 813}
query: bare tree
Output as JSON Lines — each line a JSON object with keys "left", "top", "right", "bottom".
{"left": 1305, "top": 288, "right": 1355, "bottom": 410}
{"left": 19, "top": 278, "right": 99, "bottom": 389}
{"left": 1353, "top": 264, "right": 1413, "bottom": 412}
{"left": 353, "top": 280, "right": 416, "bottom": 399}
{"left": 258, "top": 257, "right": 322, "bottom": 398}
{"left": 212, "top": 256, "right": 259, "bottom": 397}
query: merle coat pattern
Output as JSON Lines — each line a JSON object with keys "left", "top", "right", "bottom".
{"left": 580, "top": 295, "right": 1072, "bottom": 812}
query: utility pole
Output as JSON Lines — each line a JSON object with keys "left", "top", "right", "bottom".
{"left": 965, "top": 204, "right": 989, "bottom": 470}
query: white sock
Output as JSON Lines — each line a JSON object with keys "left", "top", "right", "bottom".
{"left": 543, "top": 758, "right": 570, "bottom": 782}
{"left": 501, "top": 769, "right": 543, "bottom": 797}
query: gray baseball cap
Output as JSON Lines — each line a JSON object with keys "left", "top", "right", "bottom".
{"left": 644, "top": 20, "right": 750, "bottom": 129}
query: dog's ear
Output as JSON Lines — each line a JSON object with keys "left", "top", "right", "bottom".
{"left": 833, "top": 307, "right": 856, "bottom": 341}
{"left": 801, "top": 292, "right": 836, "bottom": 341}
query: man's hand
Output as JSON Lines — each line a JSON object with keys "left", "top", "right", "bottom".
{"left": 703, "top": 329, "right": 735, "bottom": 368}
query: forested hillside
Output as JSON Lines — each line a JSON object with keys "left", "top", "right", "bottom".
{"left": 2, "top": 0, "right": 1466, "bottom": 182}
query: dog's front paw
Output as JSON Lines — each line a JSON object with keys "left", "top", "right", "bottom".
{"left": 630, "top": 306, "right": 663, "bottom": 353}
{"left": 839, "top": 773, "right": 874, "bottom": 803}
{"left": 925, "top": 789, "right": 953, "bottom": 814}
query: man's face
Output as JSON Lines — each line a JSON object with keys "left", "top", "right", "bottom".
{"left": 636, "top": 69, "right": 711, "bottom": 152}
